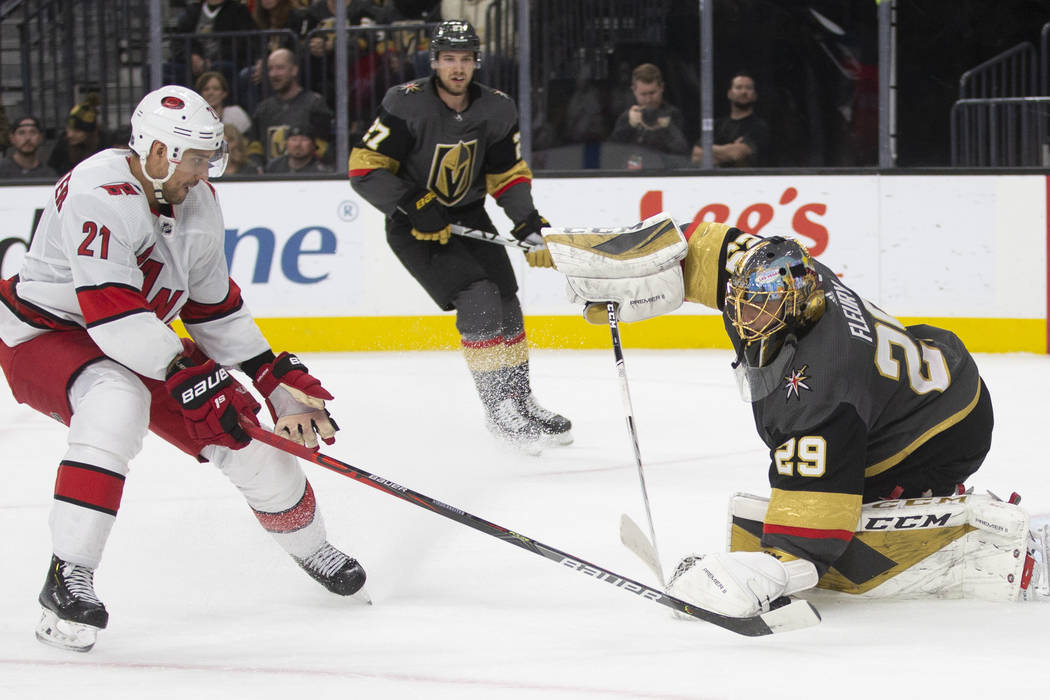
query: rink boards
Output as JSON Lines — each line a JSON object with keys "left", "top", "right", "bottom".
{"left": 0, "top": 173, "right": 1046, "bottom": 353}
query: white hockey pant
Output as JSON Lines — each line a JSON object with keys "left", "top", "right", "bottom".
{"left": 53, "top": 361, "right": 325, "bottom": 569}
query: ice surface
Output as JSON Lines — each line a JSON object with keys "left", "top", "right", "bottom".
{"left": 2, "top": 349, "right": 1048, "bottom": 698}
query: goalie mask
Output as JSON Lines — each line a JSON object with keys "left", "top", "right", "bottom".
{"left": 429, "top": 19, "right": 481, "bottom": 68}
{"left": 725, "top": 236, "right": 825, "bottom": 368}
{"left": 128, "top": 86, "right": 228, "bottom": 204}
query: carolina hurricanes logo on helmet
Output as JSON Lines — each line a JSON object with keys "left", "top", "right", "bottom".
{"left": 161, "top": 96, "right": 185, "bottom": 110}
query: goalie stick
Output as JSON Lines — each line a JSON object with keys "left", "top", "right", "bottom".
{"left": 452, "top": 219, "right": 675, "bottom": 584}
{"left": 607, "top": 302, "right": 665, "bottom": 585}
{"left": 620, "top": 512, "right": 665, "bottom": 584}
{"left": 244, "top": 422, "right": 821, "bottom": 636}
{"left": 453, "top": 219, "right": 669, "bottom": 581}
{"left": 449, "top": 219, "right": 682, "bottom": 251}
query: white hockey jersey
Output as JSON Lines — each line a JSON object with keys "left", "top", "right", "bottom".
{"left": 0, "top": 148, "right": 269, "bottom": 380}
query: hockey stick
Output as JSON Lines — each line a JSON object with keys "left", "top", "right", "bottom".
{"left": 449, "top": 224, "right": 534, "bottom": 250}
{"left": 607, "top": 303, "right": 665, "bottom": 585}
{"left": 449, "top": 220, "right": 679, "bottom": 250}
{"left": 620, "top": 513, "right": 664, "bottom": 584}
{"left": 452, "top": 219, "right": 672, "bottom": 582}
{"left": 244, "top": 422, "right": 821, "bottom": 636}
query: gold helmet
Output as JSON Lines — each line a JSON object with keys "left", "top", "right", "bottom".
{"left": 724, "top": 236, "right": 825, "bottom": 367}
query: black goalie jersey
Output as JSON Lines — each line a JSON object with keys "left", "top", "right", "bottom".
{"left": 683, "top": 222, "right": 990, "bottom": 576}
{"left": 347, "top": 75, "right": 536, "bottom": 224}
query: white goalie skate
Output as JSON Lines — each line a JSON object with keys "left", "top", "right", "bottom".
{"left": 1023, "top": 523, "right": 1050, "bottom": 601}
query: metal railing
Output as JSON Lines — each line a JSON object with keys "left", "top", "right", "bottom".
{"left": 951, "top": 97, "right": 1050, "bottom": 167}
{"left": 163, "top": 29, "right": 301, "bottom": 109}
{"left": 950, "top": 27, "right": 1050, "bottom": 166}
{"left": 5, "top": 0, "right": 151, "bottom": 137}
{"left": 300, "top": 22, "right": 437, "bottom": 136}
{"left": 958, "top": 42, "right": 1038, "bottom": 99}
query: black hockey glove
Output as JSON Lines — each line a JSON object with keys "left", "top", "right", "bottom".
{"left": 397, "top": 189, "right": 451, "bottom": 244}
{"left": 511, "top": 210, "right": 553, "bottom": 268}
{"left": 165, "top": 357, "right": 261, "bottom": 450}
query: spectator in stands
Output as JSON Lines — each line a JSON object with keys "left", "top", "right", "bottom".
{"left": 691, "top": 71, "right": 771, "bottom": 168}
{"left": 265, "top": 124, "right": 331, "bottom": 173}
{"left": 168, "top": 0, "right": 257, "bottom": 93}
{"left": 304, "top": 0, "right": 354, "bottom": 104}
{"left": 47, "top": 94, "right": 109, "bottom": 177}
{"left": 254, "top": 0, "right": 317, "bottom": 52}
{"left": 562, "top": 63, "right": 607, "bottom": 144}
{"left": 242, "top": 0, "right": 319, "bottom": 113}
{"left": 608, "top": 63, "right": 689, "bottom": 157}
{"left": 0, "top": 116, "right": 57, "bottom": 179}
{"left": 223, "top": 123, "right": 263, "bottom": 176}
{"left": 249, "top": 47, "right": 334, "bottom": 168}
{"left": 196, "top": 71, "right": 253, "bottom": 135}
{"left": 347, "top": 6, "right": 411, "bottom": 142}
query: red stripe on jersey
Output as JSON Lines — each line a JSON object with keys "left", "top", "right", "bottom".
{"left": 763, "top": 523, "right": 854, "bottom": 542}
{"left": 503, "top": 331, "right": 526, "bottom": 347}
{"left": 253, "top": 481, "right": 317, "bottom": 533}
{"left": 54, "top": 461, "right": 126, "bottom": 516}
{"left": 0, "top": 276, "right": 81, "bottom": 331}
{"left": 461, "top": 335, "right": 503, "bottom": 349}
{"left": 347, "top": 168, "right": 375, "bottom": 178}
{"left": 136, "top": 244, "right": 156, "bottom": 267}
{"left": 180, "top": 278, "right": 244, "bottom": 323}
{"left": 491, "top": 177, "right": 530, "bottom": 199}
{"left": 76, "top": 284, "right": 150, "bottom": 326}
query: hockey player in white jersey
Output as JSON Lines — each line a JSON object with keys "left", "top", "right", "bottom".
{"left": 0, "top": 86, "right": 365, "bottom": 652}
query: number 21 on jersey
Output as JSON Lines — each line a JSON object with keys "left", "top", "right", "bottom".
{"left": 77, "top": 221, "right": 111, "bottom": 259}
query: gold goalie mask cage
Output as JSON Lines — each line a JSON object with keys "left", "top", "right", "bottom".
{"left": 725, "top": 237, "right": 825, "bottom": 367}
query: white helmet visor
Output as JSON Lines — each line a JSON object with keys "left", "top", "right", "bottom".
{"left": 173, "top": 141, "right": 229, "bottom": 179}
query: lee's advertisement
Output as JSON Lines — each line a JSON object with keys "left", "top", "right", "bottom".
{"left": 0, "top": 174, "right": 1046, "bottom": 352}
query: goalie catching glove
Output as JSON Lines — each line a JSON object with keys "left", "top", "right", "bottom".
{"left": 397, "top": 188, "right": 451, "bottom": 244}
{"left": 165, "top": 357, "right": 261, "bottom": 450}
{"left": 511, "top": 210, "right": 554, "bottom": 268}
{"left": 252, "top": 352, "right": 338, "bottom": 449}
{"left": 666, "top": 551, "right": 819, "bottom": 618}
{"left": 545, "top": 213, "right": 688, "bottom": 322}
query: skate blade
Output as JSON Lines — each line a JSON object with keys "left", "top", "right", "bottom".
{"left": 487, "top": 430, "right": 545, "bottom": 456}
{"left": 542, "top": 430, "right": 574, "bottom": 447}
{"left": 35, "top": 608, "right": 100, "bottom": 652}
{"left": 351, "top": 586, "right": 373, "bottom": 605}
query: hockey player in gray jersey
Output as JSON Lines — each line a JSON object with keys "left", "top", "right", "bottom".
{"left": 0, "top": 86, "right": 365, "bottom": 652}
{"left": 348, "top": 19, "right": 571, "bottom": 453}
{"left": 545, "top": 219, "right": 1046, "bottom": 621}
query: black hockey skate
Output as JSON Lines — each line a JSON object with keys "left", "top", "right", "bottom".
{"left": 294, "top": 543, "right": 368, "bottom": 598}
{"left": 485, "top": 397, "right": 545, "bottom": 455}
{"left": 516, "top": 393, "right": 573, "bottom": 446}
{"left": 36, "top": 555, "right": 108, "bottom": 652}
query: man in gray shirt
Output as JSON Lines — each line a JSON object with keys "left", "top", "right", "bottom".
{"left": 0, "top": 116, "right": 56, "bottom": 179}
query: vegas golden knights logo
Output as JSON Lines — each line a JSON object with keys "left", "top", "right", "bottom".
{"left": 428, "top": 140, "right": 477, "bottom": 206}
